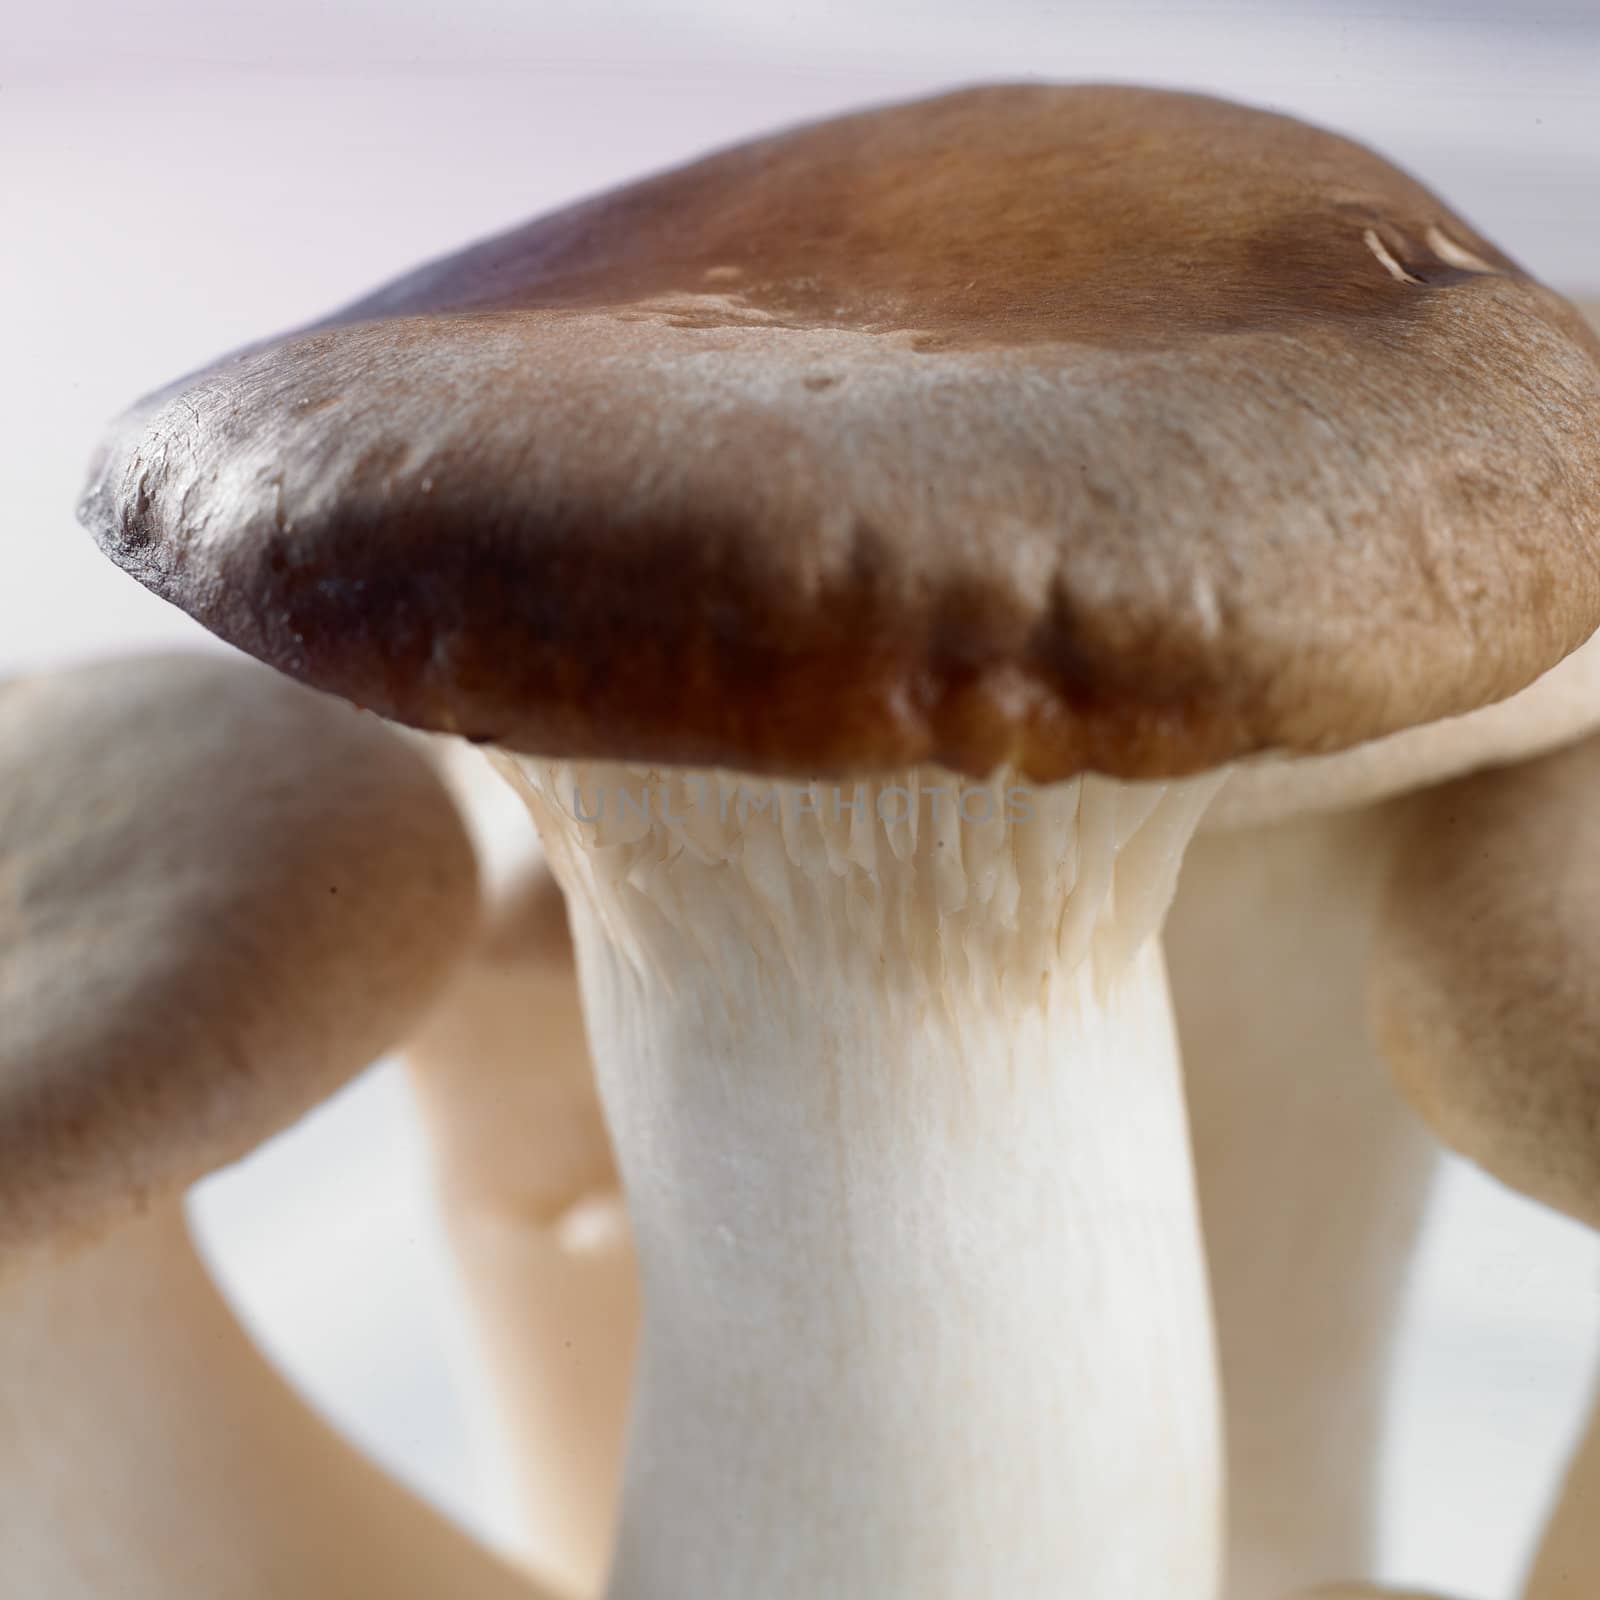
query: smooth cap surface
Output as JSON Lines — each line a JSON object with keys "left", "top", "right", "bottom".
{"left": 80, "top": 85, "right": 1600, "bottom": 782}
{"left": 0, "top": 652, "right": 478, "bottom": 1254}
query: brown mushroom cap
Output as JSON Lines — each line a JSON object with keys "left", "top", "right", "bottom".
{"left": 79, "top": 84, "right": 1600, "bottom": 782}
{"left": 1370, "top": 733, "right": 1600, "bottom": 1229}
{"left": 0, "top": 652, "right": 478, "bottom": 1255}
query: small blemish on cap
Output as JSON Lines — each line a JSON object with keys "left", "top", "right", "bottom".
{"left": 419, "top": 476, "right": 435, "bottom": 493}
{"left": 803, "top": 373, "right": 841, "bottom": 392}
{"left": 704, "top": 265, "right": 743, "bottom": 283}
{"left": 1424, "top": 225, "right": 1497, "bottom": 274}
{"left": 1363, "top": 228, "right": 1423, "bottom": 286}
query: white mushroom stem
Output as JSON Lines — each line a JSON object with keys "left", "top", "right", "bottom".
{"left": 1166, "top": 805, "right": 1437, "bottom": 1598}
{"left": 507, "top": 758, "right": 1225, "bottom": 1600}
{"left": 0, "top": 1207, "right": 549, "bottom": 1600}
{"left": 407, "top": 869, "right": 637, "bottom": 1597}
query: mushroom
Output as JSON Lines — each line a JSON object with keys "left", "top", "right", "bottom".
{"left": 1369, "top": 732, "right": 1600, "bottom": 1600}
{"left": 1173, "top": 287, "right": 1600, "bottom": 1595}
{"left": 0, "top": 652, "right": 547, "bottom": 1599}
{"left": 1170, "top": 806, "right": 1442, "bottom": 1596}
{"left": 1167, "top": 618, "right": 1600, "bottom": 1598}
{"left": 405, "top": 856, "right": 636, "bottom": 1596}
{"left": 77, "top": 84, "right": 1600, "bottom": 1599}
{"left": 423, "top": 291, "right": 1600, "bottom": 1600}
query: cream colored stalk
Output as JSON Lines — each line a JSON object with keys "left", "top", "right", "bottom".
{"left": 0, "top": 1211, "right": 551, "bottom": 1600}
{"left": 407, "top": 864, "right": 637, "bottom": 1597}
{"left": 505, "top": 758, "right": 1225, "bottom": 1600}
{"left": 1169, "top": 807, "right": 1436, "bottom": 1598}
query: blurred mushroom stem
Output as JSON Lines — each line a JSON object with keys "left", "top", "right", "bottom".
{"left": 406, "top": 866, "right": 638, "bottom": 1597}
{"left": 0, "top": 1207, "right": 550, "bottom": 1600}
{"left": 1168, "top": 805, "right": 1437, "bottom": 1597}
{"left": 506, "top": 757, "right": 1225, "bottom": 1600}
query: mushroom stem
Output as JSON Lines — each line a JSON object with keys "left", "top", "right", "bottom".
{"left": 1167, "top": 805, "right": 1437, "bottom": 1597}
{"left": 407, "top": 867, "right": 637, "bottom": 1596}
{"left": 0, "top": 1206, "right": 549, "bottom": 1599}
{"left": 510, "top": 759, "right": 1224, "bottom": 1600}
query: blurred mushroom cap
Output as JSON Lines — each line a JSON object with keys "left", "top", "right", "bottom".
{"left": 0, "top": 653, "right": 479, "bottom": 1254}
{"left": 1372, "top": 733, "right": 1600, "bottom": 1231}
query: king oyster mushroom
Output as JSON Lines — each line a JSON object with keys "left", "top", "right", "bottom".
{"left": 78, "top": 85, "right": 1600, "bottom": 1599}
{"left": 0, "top": 652, "right": 553, "bottom": 1597}
{"left": 1170, "top": 287, "right": 1600, "bottom": 1596}
{"left": 1369, "top": 731, "right": 1600, "bottom": 1600}
{"left": 1169, "top": 621, "right": 1600, "bottom": 1596}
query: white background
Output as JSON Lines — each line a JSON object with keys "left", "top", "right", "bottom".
{"left": 6, "top": 3, "right": 1600, "bottom": 1594}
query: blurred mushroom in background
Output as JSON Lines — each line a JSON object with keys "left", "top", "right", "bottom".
{"left": 405, "top": 834, "right": 635, "bottom": 1598}
{"left": 0, "top": 653, "right": 550, "bottom": 1600}
{"left": 78, "top": 85, "right": 1600, "bottom": 1600}
{"left": 1371, "top": 731, "right": 1600, "bottom": 1600}
{"left": 1172, "top": 618, "right": 1600, "bottom": 1598}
